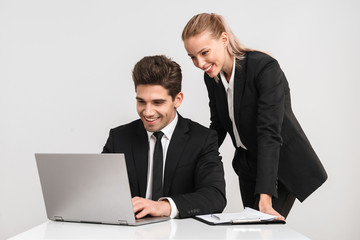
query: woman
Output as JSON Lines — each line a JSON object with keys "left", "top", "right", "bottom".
{"left": 182, "top": 13, "right": 327, "bottom": 220}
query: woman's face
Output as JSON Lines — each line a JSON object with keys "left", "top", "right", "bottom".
{"left": 184, "top": 31, "right": 232, "bottom": 78}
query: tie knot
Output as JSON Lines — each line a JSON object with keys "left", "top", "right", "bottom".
{"left": 153, "top": 131, "right": 164, "bottom": 140}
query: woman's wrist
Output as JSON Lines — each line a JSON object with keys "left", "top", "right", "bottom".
{"left": 259, "top": 193, "right": 273, "bottom": 210}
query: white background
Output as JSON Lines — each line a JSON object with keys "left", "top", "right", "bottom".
{"left": 1, "top": 0, "right": 359, "bottom": 239}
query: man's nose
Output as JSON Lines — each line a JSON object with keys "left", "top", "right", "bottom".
{"left": 143, "top": 104, "right": 155, "bottom": 116}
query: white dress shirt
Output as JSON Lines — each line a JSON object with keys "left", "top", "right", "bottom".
{"left": 220, "top": 58, "right": 247, "bottom": 150}
{"left": 145, "top": 113, "right": 179, "bottom": 218}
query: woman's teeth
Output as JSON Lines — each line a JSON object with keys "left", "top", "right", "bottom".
{"left": 205, "top": 65, "right": 213, "bottom": 72}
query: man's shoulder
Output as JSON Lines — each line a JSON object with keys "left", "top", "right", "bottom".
{"left": 179, "top": 116, "right": 215, "bottom": 135}
{"left": 110, "top": 119, "right": 143, "bottom": 134}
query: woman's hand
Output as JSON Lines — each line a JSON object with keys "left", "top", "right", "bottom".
{"left": 259, "top": 194, "right": 285, "bottom": 221}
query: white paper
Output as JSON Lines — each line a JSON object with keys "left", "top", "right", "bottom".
{"left": 195, "top": 207, "right": 277, "bottom": 224}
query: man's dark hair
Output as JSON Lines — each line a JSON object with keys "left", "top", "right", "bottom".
{"left": 132, "top": 55, "right": 182, "bottom": 100}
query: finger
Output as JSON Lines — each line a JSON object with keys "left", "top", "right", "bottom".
{"left": 132, "top": 196, "right": 142, "bottom": 204}
{"left": 262, "top": 208, "right": 285, "bottom": 221}
{"left": 272, "top": 211, "right": 285, "bottom": 221}
{"left": 270, "top": 210, "right": 285, "bottom": 221}
{"left": 132, "top": 198, "right": 145, "bottom": 213}
{"left": 136, "top": 208, "right": 150, "bottom": 219}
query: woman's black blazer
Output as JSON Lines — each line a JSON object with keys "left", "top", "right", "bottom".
{"left": 204, "top": 51, "right": 327, "bottom": 202}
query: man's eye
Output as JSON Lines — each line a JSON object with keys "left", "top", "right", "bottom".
{"left": 154, "top": 101, "right": 164, "bottom": 105}
{"left": 202, "top": 51, "right": 208, "bottom": 55}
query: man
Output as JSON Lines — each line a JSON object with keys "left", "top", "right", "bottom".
{"left": 102, "top": 55, "right": 226, "bottom": 219}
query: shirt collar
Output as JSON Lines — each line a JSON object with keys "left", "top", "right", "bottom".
{"left": 220, "top": 57, "right": 236, "bottom": 91}
{"left": 146, "top": 112, "right": 178, "bottom": 141}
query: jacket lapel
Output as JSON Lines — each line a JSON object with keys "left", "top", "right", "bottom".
{"left": 133, "top": 122, "right": 149, "bottom": 197}
{"left": 214, "top": 78, "right": 232, "bottom": 131}
{"left": 163, "top": 114, "right": 189, "bottom": 196}
{"left": 233, "top": 57, "right": 247, "bottom": 132}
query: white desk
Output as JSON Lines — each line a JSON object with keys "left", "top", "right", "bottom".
{"left": 10, "top": 219, "right": 309, "bottom": 240}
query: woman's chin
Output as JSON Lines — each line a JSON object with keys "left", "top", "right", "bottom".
{"left": 206, "top": 71, "right": 219, "bottom": 79}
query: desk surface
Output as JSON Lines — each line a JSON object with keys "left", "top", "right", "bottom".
{"left": 10, "top": 219, "right": 309, "bottom": 240}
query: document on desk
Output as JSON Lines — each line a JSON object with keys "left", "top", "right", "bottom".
{"left": 194, "top": 207, "right": 285, "bottom": 225}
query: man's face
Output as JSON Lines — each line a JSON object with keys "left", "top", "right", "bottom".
{"left": 136, "top": 84, "right": 183, "bottom": 132}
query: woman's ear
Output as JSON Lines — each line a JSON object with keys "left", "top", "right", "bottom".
{"left": 221, "top": 32, "right": 229, "bottom": 47}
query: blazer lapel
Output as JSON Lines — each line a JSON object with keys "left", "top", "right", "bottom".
{"left": 133, "top": 122, "right": 149, "bottom": 198}
{"left": 233, "top": 57, "right": 247, "bottom": 131}
{"left": 163, "top": 114, "right": 189, "bottom": 196}
{"left": 214, "top": 78, "right": 232, "bottom": 131}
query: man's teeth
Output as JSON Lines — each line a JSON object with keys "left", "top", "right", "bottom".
{"left": 205, "top": 65, "right": 212, "bottom": 72}
{"left": 145, "top": 117, "right": 157, "bottom": 122}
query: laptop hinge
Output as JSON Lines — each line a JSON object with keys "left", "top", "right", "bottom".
{"left": 118, "top": 220, "right": 128, "bottom": 225}
{"left": 54, "top": 216, "right": 64, "bottom": 221}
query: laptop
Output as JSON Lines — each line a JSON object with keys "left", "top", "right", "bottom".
{"left": 35, "top": 153, "right": 170, "bottom": 226}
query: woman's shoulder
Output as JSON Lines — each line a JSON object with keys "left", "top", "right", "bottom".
{"left": 244, "top": 51, "right": 279, "bottom": 73}
{"left": 246, "top": 51, "right": 277, "bottom": 64}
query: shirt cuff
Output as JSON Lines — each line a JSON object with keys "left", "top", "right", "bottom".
{"left": 159, "top": 197, "right": 179, "bottom": 219}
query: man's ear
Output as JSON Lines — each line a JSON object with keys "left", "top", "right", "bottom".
{"left": 174, "top": 92, "right": 183, "bottom": 109}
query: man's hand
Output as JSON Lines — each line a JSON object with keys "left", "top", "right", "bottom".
{"left": 132, "top": 196, "right": 171, "bottom": 219}
{"left": 258, "top": 193, "right": 285, "bottom": 221}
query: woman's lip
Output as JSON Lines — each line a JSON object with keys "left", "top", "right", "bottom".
{"left": 204, "top": 64, "right": 214, "bottom": 73}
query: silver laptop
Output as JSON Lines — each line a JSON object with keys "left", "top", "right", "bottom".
{"left": 35, "top": 153, "right": 170, "bottom": 226}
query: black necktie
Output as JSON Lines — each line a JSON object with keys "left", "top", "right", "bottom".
{"left": 152, "top": 131, "right": 164, "bottom": 200}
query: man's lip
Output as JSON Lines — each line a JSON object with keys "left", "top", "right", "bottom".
{"left": 144, "top": 116, "right": 160, "bottom": 123}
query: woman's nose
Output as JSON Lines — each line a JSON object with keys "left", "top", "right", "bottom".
{"left": 194, "top": 57, "right": 205, "bottom": 69}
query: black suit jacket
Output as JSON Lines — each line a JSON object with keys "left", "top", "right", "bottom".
{"left": 102, "top": 114, "right": 226, "bottom": 218}
{"left": 204, "top": 51, "right": 327, "bottom": 202}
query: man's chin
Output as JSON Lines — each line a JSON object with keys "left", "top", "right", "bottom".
{"left": 142, "top": 122, "right": 161, "bottom": 132}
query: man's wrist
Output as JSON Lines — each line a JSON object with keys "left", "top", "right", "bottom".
{"left": 159, "top": 197, "right": 179, "bottom": 218}
{"left": 157, "top": 199, "right": 171, "bottom": 217}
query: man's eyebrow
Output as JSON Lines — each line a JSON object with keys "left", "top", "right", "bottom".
{"left": 135, "top": 97, "right": 166, "bottom": 102}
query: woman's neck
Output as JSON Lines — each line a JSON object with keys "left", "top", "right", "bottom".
{"left": 222, "top": 55, "right": 234, "bottom": 82}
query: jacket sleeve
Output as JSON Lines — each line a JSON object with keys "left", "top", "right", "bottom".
{"left": 102, "top": 129, "right": 114, "bottom": 153}
{"left": 254, "top": 58, "right": 285, "bottom": 198}
{"left": 204, "top": 75, "right": 228, "bottom": 147}
{"left": 171, "top": 129, "right": 227, "bottom": 218}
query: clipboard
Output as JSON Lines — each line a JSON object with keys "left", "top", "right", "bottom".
{"left": 194, "top": 207, "right": 286, "bottom": 225}
{"left": 194, "top": 216, "right": 286, "bottom": 225}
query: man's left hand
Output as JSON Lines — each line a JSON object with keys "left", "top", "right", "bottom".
{"left": 132, "top": 196, "right": 171, "bottom": 219}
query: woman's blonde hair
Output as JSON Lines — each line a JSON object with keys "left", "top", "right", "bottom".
{"left": 182, "top": 13, "right": 252, "bottom": 60}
